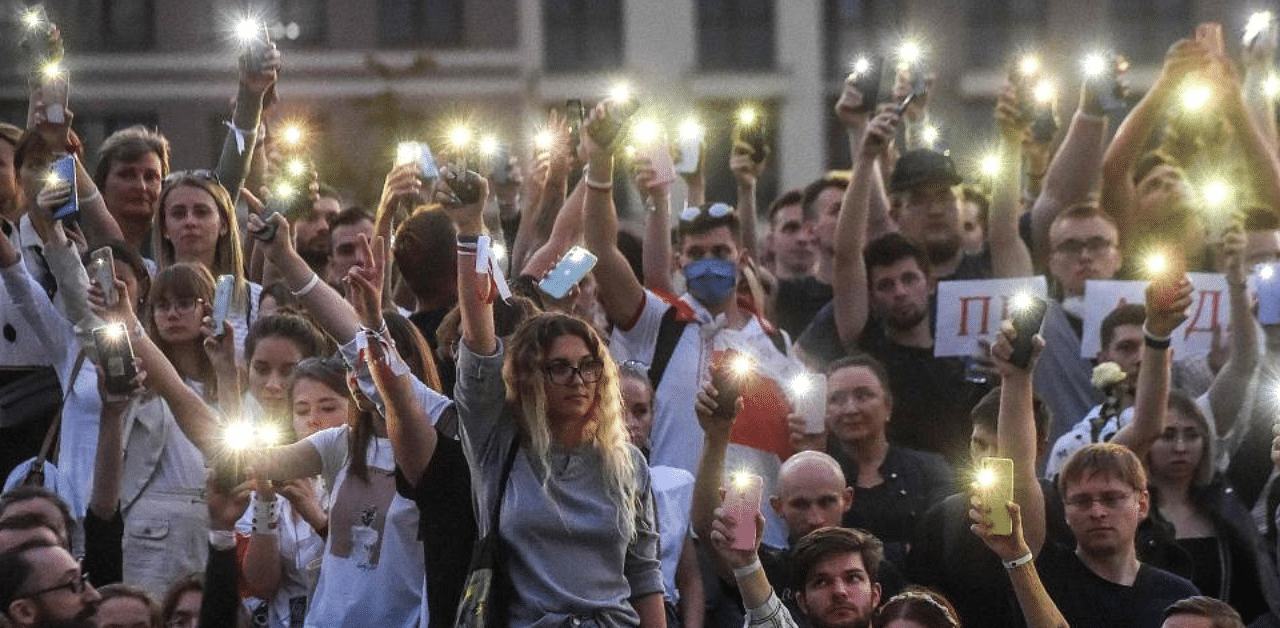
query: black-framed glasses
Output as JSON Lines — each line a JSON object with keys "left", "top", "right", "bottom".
{"left": 18, "top": 570, "right": 91, "bottom": 599}
{"left": 1052, "top": 237, "right": 1115, "bottom": 257}
{"left": 680, "top": 202, "right": 734, "bottom": 222}
{"left": 545, "top": 358, "right": 604, "bottom": 385}
{"left": 1064, "top": 490, "right": 1134, "bottom": 511}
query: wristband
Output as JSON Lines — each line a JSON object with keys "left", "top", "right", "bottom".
{"left": 457, "top": 234, "right": 481, "bottom": 244}
{"left": 733, "top": 558, "right": 762, "bottom": 579}
{"left": 77, "top": 188, "right": 101, "bottom": 205}
{"left": 291, "top": 272, "right": 321, "bottom": 297}
{"left": 1003, "top": 552, "right": 1033, "bottom": 570}
{"left": 209, "top": 529, "right": 236, "bottom": 550}
{"left": 583, "top": 167, "right": 613, "bottom": 191}
{"left": 1142, "top": 324, "right": 1171, "bottom": 350}
{"left": 252, "top": 496, "right": 279, "bottom": 535}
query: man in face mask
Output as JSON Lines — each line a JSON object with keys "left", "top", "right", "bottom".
{"left": 581, "top": 99, "right": 807, "bottom": 549}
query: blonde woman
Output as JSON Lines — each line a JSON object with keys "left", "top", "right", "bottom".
{"left": 442, "top": 170, "right": 665, "bottom": 628}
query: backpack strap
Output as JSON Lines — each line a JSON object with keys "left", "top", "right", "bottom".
{"left": 647, "top": 306, "right": 690, "bottom": 392}
{"left": 23, "top": 350, "right": 87, "bottom": 487}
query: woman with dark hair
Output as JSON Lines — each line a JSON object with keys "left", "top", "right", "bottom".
{"left": 823, "top": 354, "right": 954, "bottom": 568}
{"left": 232, "top": 312, "right": 328, "bottom": 435}
{"left": 94, "top": 583, "right": 161, "bottom": 628}
{"left": 872, "top": 588, "right": 961, "bottom": 628}
{"left": 239, "top": 357, "right": 348, "bottom": 628}
{"left": 440, "top": 171, "right": 664, "bottom": 628}
{"left": 160, "top": 573, "right": 203, "bottom": 628}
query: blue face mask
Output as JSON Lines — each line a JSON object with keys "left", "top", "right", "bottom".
{"left": 684, "top": 258, "right": 737, "bottom": 307}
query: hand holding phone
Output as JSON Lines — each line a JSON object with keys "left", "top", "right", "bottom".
{"left": 47, "top": 155, "right": 78, "bottom": 221}
{"left": 1007, "top": 295, "right": 1047, "bottom": 369}
{"left": 789, "top": 373, "right": 828, "bottom": 435}
{"left": 445, "top": 168, "right": 483, "bottom": 205}
{"left": 90, "top": 247, "right": 118, "bottom": 308}
{"left": 588, "top": 98, "right": 640, "bottom": 149}
{"left": 93, "top": 324, "right": 137, "bottom": 396}
{"left": 723, "top": 473, "right": 763, "bottom": 550}
{"left": 975, "top": 457, "right": 1015, "bottom": 536}
{"left": 538, "top": 246, "right": 598, "bottom": 300}
{"left": 843, "top": 55, "right": 884, "bottom": 115}
{"left": 211, "top": 275, "right": 235, "bottom": 338}
{"left": 1257, "top": 264, "right": 1280, "bottom": 325}
{"left": 709, "top": 351, "right": 750, "bottom": 421}
{"left": 733, "top": 109, "right": 769, "bottom": 164}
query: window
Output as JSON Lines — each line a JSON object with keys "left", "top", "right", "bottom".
{"left": 543, "top": 0, "right": 623, "bottom": 73}
{"left": 698, "top": 0, "right": 774, "bottom": 71}
{"left": 263, "top": 0, "right": 327, "bottom": 47}
{"left": 1111, "top": 0, "right": 1193, "bottom": 64}
{"left": 965, "top": 0, "right": 1046, "bottom": 68}
{"left": 823, "top": 0, "right": 892, "bottom": 79}
{"left": 73, "top": 112, "right": 159, "bottom": 159}
{"left": 75, "top": 0, "right": 155, "bottom": 52}
{"left": 379, "top": 0, "right": 466, "bottom": 48}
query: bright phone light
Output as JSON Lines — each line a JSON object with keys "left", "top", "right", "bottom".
{"left": 448, "top": 126, "right": 472, "bottom": 149}
{"left": 975, "top": 466, "right": 996, "bottom": 488}
{"left": 632, "top": 119, "right": 661, "bottom": 146}
{"left": 1033, "top": 80, "right": 1056, "bottom": 103}
{"left": 851, "top": 56, "right": 872, "bottom": 75}
{"left": 736, "top": 106, "right": 759, "bottom": 127}
{"left": 1082, "top": 53, "right": 1108, "bottom": 77}
{"left": 234, "top": 18, "right": 261, "bottom": 44}
{"left": 980, "top": 153, "right": 1001, "bottom": 178}
{"left": 478, "top": 135, "right": 499, "bottom": 156}
{"left": 679, "top": 118, "right": 704, "bottom": 141}
{"left": 40, "top": 61, "right": 62, "bottom": 80}
{"left": 286, "top": 158, "right": 308, "bottom": 178}
{"left": 1247, "top": 11, "right": 1273, "bottom": 42}
{"left": 1145, "top": 253, "right": 1168, "bottom": 276}
{"left": 609, "top": 83, "right": 632, "bottom": 103}
{"left": 921, "top": 125, "right": 940, "bottom": 145}
{"left": 1203, "top": 180, "right": 1230, "bottom": 206}
{"left": 730, "top": 354, "right": 754, "bottom": 377}
{"left": 1019, "top": 54, "right": 1041, "bottom": 77}
{"left": 280, "top": 124, "right": 304, "bottom": 146}
{"left": 1181, "top": 83, "right": 1212, "bottom": 112}
{"left": 789, "top": 374, "right": 813, "bottom": 396}
{"left": 899, "top": 40, "right": 922, "bottom": 64}
{"left": 533, "top": 130, "right": 555, "bottom": 151}
{"left": 396, "top": 142, "right": 417, "bottom": 166}
{"left": 22, "top": 8, "right": 44, "bottom": 30}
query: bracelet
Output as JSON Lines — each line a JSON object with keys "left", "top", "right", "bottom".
{"left": 252, "top": 496, "right": 279, "bottom": 535}
{"left": 1142, "top": 324, "right": 1172, "bottom": 350}
{"left": 77, "top": 188, "right": 101, "bottom": 205}
{"left": 733, "top": 558, "right": 762, "bottom": 579}
{"left": 457, "top": 234, "right": 481, "bottom": 244}
{"left": 291, "top": 272, "right": 321, "bottom": 297}
{"left": 1003, "top": 552, "right": 1033, "bottom": 570}
{"left": 583, "top": 167, "right": 613, "bottom": 191}
{"left": 209, "top": 529, "right": 236, "bottom": 551}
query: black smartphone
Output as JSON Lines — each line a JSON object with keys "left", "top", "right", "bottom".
{"left": 850, "top": 55, "right": 884, "bottom": 114}
{"left": 1032, "top": 105, "right": 1058, "bottom": 143}
{"left": 445, "top": 168, "right": 483, "bottom": 205}
{"left": 1009, "top": 295, "right": 1047, "bottom": 369}
{"left": 565, "top": 99, "right": 584, "bottom": 155}
{"left": 709, "top": 351, "right": 748, "bottom": 420}
{"left": 733, "top": 108, "right": 769, "bottom": 164}
{"left": 93, "top": 324, "right": 137, "bottom": 395}
{"left": 588, "top": 98, "right": 640, "bottom": 148}
{"left": 1010, "top": 66, "right": 1036, "bottom": 124}
{"left": 895, "top": 92, "right": 917, "bottom": 116}
{"left": 1094, "top": 54, "right": 1130, "bottom": 115}
{"left": 488, "top": 143, "right": 513, "bottom": 186}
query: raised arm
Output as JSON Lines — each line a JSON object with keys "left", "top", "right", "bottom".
{"left": 690, "top": 381, "right": 737, "bottom": 580}
{"left": 730, "top": 140, "right": 764, "bottom": 256}
{"left": 1101, "top": 39, "right": 1208, "bottom": 252}
{"left": 971, "top": 503, "right": 1069, "bottom": 628}
{"left": 435, "top": 172, "right": 496, "bottom": 356}
{"left": 520, "top": 179, "right": 587, "bottom": 281}
{"left": 1111, "top": 272, "right": 1193, "bottom": 457}
{"left": 635, "top": 159, "right": 675, "bottom": 293}
{"left": 1206, "top": 225, "right": 1259, "bottom": 439}
{"left": 510, "top": 115, "right": 571, "bottom": 273}
{"left": 581, "top": 101, "right": 647, "bottom": 324}
{"left": 833, "top": 110, "right": 898, "bottom": 354}
{"left": 990, "top": 83, "right": 1034, "bottom": 278}
{"left": 988, "top": 321, "right": 1047, "bottom": 555}
{"left": 1242, "top": 23, "right": 1279, "bottom": 154}
{"left": 1208, "top": 59, "right": 1280, "bottom": 215}
{"left": 213, "top": 45, "right": 280, "bottom": 199}
{"left": 1029, "top": 85, "right": 1109, "bottom": 269}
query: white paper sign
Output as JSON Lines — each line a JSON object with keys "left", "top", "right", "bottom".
{"left": 1080, "top": 273, "right": 1230, "bottom": 358}
{"left": 934, "top": 276, "right": 1048, "bottom": 357}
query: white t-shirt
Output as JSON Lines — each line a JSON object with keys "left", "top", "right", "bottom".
{"left": 237, "top": 488, "right": 327, "bottom": 628}
{"left": 650, "top": 465, "right": 693, "bottom": 603}
{"left": 303, "top": 426, "right": 425, "bottom": 628}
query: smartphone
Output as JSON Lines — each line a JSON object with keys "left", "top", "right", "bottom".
{"left": 565, "top": 99, "right": 585, "bottom": 156}
{"left": 1010, "top": 65, "right": 1035, "bottom": 124}
{"left": 1031, "top": 105, "right": 1058, "bottom": 143}
{"left": 1095, "top": 54, "right": 1130, "bottom": 115}
{"left": 709, "top": 351, "right": 748, "bottom": 421}
{"left": 249, "top": 219, "right": 279, "bottom": 243}
{"left": 847, "top": 55, "right": 884, "bottom": 114}
{"left": 90, "top": 247, "right": 118, "bottom": 308}
{"left": 589, "top": 98, "right": 640, "bottom": 148}
{"left": 397, "top": 141, "right": 439, "bottom": 181}
{"left": 538, "top": 246, "right": 598, "bottom": 300}
{"left": 40, "top": 67, "right": 68, "bottom": 125}
{"left": 723, "top": 473, "right": 763, "bottom": 550}
{"left": 445, "top": 168, "right": 483, "bottom": 205}
{"left": 19, "top": 5, "right": 59, "bottom": 71}
{"left": 976, "top": 457, "right": 1015, "bottom": 536}
{"left": 733, "top": 112, "right": 768, "bottom": 164}
{"left": 791, "top": 373, "right": 828, "bottom": 435}
{"left": 211, "top": 275, "right": 235, "bottom": 338}
{"left": 1245, "top": 13, "right": 1275, "bottom": 49}
{"left": 895, "top": 92, "right": 917, "bottom": 117}
{"left": 488, "top": 143, "right": 513, "bottom": 186}
{"left": 93, "top": 324, "right": 137, "bottom": 396}
{"left": 1258, "top": 264, "right": 1280, "bottom": 325}
{"left": 1008, "top": 295, "right": 1047, "bottom": 369}
{"left": 241, "top": 22, "right": 273, "bottom": 74}
{"left": 639, "top": 139, "right": 676, "bottom": 187}
{"left": 48, "top": 155, "right": 77, "bottom": 221}
{"left": 674, "top": 130, "right": 703, "bottom": 176}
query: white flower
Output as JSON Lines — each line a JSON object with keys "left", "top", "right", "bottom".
{"left": 1092, "top": 362, "right": 1125, "bottom": 389}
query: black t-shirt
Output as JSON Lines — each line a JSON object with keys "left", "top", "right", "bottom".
{"left": 409, "top": 307, "right": 456, "bottom": 400}
{"left": 395, "top": 435, "right": 477, "bottom": 628}
{"left": 772, "top": 276, "right": 832, "bottom": 340}
{"left": 1036, "top": 543, "right": 1199, "bottom": 628}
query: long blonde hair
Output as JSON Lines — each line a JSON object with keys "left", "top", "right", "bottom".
{"left": 502, "top": 312, "right": 638, "bottom": 537}
{"left": 152, "top": 176, "right": 248, "bottom": 307}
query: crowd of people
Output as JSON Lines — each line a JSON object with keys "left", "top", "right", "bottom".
{"left": 1, "top": 7, "right": 1280, "bottom": 628}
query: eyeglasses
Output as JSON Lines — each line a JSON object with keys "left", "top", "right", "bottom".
{"left": 18, "top": 570, "right": 91, "bottom": 599}
{"left": 1052, "top": 237, "right": 1115, "bottom": 257}
{"left": 545, "top": 358, "right": 604, "bottom": 385}
{"left": 1064, "top": 490, "right": 1134, "bottom": 511}
{"left": 680, "top": 203, "right": 734, "bottom": 222}
{"left": 164, "top": 613, "right": 197, "bottom": 628}
{"left": 152, "top": 298, "right": 199, "bottom": 314}
{"left": 163, "top": 169, "right": 220, "bottom": 188}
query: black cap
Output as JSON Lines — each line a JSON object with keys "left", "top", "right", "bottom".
{"left": 889, "top": 149, "right": 964, "bottom": 193}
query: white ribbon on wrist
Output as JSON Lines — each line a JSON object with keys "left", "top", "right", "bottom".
{"left": 476, "top": 235, "right": 512, "bottom": 302}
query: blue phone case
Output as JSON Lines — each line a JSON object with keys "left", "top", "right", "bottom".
{"left": 50, "top": 156, "right": 78, "bottom": 221}
{"left": 538, "top": 247, "right": 598, "bottom": 300}
{"left": 1258, "top": 264, "right": 1280, "bottom": 325}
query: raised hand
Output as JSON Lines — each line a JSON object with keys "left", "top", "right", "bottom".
{"left": 344, "top": 233, "right": 387, "bottom": 330}
{"left": 970, "top": 498, "right": 1031, "bottom": 562}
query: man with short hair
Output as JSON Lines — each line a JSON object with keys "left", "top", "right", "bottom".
{"left": 766, "top": 190, "right": 814, "bottom": 281}
{"left": 767, "top": 187, "right": 830, "bottom": 338}
{"left": 0, "top": 515, "right": 61, "bottom": 553}
{"left": 326, "top": 207, "right": 374, "bottom": 288}
{"left": 1162, "top": 597, "right": 1247, "bottom": 628}
{"left": 709, "top": 519, "right": 884, "bottom": 628}
{"left": 293, "top": 183, "right": 342, "bottom": 275}
{"left": 1035, "top": 444, "right": 1198, "bottom": 628}
{"left": 0, "top": 538, "right": 100, "bottom": 628}
{"left": 395, "top": 207, "right": 459, "bottom": 395}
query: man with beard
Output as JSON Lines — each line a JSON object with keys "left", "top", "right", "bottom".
{"left": 0, "top": 538, "right": 100, "bottom": 628}
{"left": 292, "top": 183, "right": 341, "bottom": 276}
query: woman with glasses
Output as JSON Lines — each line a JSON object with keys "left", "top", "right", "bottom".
{"left": 238, "top": 357, "right": 347, "bottom": 628}
{"left": 152, "top": 174, "right": 260, "bottom": 358}
{"left": 440, "top": 171, "right": 665, "bottom": 628}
